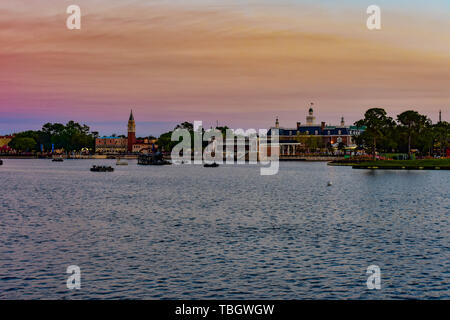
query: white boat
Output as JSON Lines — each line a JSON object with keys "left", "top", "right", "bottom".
{"left": 116, "top": 157, "right": 128, "bottom": 165}
{"left": 204, "top": 138, "right": 219, "bottom": 168}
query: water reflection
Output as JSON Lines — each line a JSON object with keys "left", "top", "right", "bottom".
{"left": 0, "top": 160, "right": 448, "bottom": 299}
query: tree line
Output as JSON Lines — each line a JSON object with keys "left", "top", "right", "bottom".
{"left": 157, "top": 122, "right": 230, "bottom": 152}
{"left": 354, "top": 108, "right": 449, "bottom": 158}
{"left": 8, "top": 121, "right": 97, "bottom": 152}
{"left": 6, "top": 110, "right": 448, "bottom": 157}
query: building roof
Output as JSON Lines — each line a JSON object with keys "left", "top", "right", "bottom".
{"left": 99, "top": 136, "right": 126, "bottom": 139}
{"left": 268, "top": 125, "right": 365, "bottom": 136}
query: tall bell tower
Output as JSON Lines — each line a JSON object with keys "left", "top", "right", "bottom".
{"left": 127, "top": 109, "right": 136, "bottom": 153}
{"left": 306, "top": 102, "right": 316, "bottom": 125}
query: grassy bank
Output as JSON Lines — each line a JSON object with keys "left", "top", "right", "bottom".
{"left": 352, "top": 159, "right": 450, "bottom": 170}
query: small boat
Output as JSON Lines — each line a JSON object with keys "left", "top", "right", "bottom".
{"left": 116, "top": 158, "right": 128, "bottom": 166}
{"left": 204, "top": 138, "right": 219, "bottom": 168}
{"left": 0, "top": 159, "right": 3, "bottom": 165}
{"left": 90, "top": 165, "right": 114, "bottom": 172}
{"left": 204, "top": 162, "right": 219, "bottom": 168}
{"left": 137, "top": 153, "right": 171, "bottom": 166}
{"left": 52, "top": 157, "right": 64, "bottom": 162}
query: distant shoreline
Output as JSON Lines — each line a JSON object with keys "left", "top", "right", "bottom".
{"left": 328, "top": 159, "right": 450, "bottom": 170}
{"left": 0, "top": 155, "right": 137, "bottom": 160}
{"left": 0, "top": 155, "right": 345, "bottom": 162}
{"left": 352, "top": 159, "right": 450, "bottom": 170}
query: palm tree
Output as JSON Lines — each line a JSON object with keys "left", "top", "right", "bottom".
{"left": 433, "top": 121, "right": 450, "bottom": 156}
{"left": 355, "top": 108, "right": 394, "bottom": 160}
{"left": 397, "top": 110, "right": 430, "bottom": 157}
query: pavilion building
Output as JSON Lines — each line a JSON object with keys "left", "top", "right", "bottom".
{"left": 268, "top": 104, "right": 365, "bottom": 156}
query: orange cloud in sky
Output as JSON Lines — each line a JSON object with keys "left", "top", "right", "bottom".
{"left": 0, "top": 1, "right": 448, "bottom": 134}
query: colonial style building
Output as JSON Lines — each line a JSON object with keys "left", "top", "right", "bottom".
{"left": 95, "top": 136, "right": 127, "bottom": 154}
{"left": 132, "top": 137, "right": 157, "bottom": 154}
{"left": 268, "top": 104, "right": 365, "bottom": 155}
{"left": 95, "top": 110, "right": 157, "bottom": 154}
{"left": 95, "top": 110, "right": 135, "bottom": 154}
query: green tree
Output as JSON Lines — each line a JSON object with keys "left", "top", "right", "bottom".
{"left": 9, "top": 137, "right": 37, "bottom": 152}
{"left": 295, "top": 132, "right": 307, "bottom": 152}
{"left": 216, "top": 126, "right": 230, "bottom": 138}
{"left": 158, "top": 122, "right": 223, "bottom": 153}
{"left": 397, "top": 110, "right": 431, "bottom": 157}
{"left": 306, "top": 136, "right": 319, "bottom": 152}
{"left": 175, "top": 122, "right": 194, "bottom": 131}
{"left": 9, "top": 121, "right": 95, "bottom": 153}
{"left": 433, "top": 121, "right": 450, "bottom": 156}
{"left": 157, "top": 131, "right": 176, "bottom": 152}
{"left": 355, "top": 108, "right": 394, "bottom": 159}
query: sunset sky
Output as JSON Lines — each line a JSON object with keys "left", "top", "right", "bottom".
{"left": 1, "top": 0, "right": 449, "bottom": 136}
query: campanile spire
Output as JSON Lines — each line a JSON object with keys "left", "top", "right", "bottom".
{"left": 127, "top": 109, "right": 136, "bottom": 153}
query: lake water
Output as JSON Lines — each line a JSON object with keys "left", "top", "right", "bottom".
{"left": 0, "top": 159, "right": 448, "bottom": 299}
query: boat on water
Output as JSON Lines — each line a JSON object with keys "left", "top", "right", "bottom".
{"left": 116, "top": 157, "right": 128, "bottom": 166}
{"left": 52, "top": 157, "right": 64, "bottom": 162}
{"left": 90, "top": 165, "right": 114, "bottom": 172}
{"left": 203, "top": 137, "right": 219, "bottom": 168}
{"left": 138, "top": 152, "right": 171, "bottom": 166}
{"left": 204, "top": 162, "right": 219, "bottom": 168}
{"left": 0, "top": 159, "right": 3, "bottom": 165}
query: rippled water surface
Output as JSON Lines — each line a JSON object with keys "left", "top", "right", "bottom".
{"left": 0, "top": 159, "right": 449, "bottom": 299}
